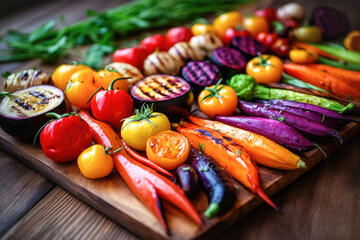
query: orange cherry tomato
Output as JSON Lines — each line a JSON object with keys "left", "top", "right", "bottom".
{"left": 289, "top": 49, "right": 319, "bottom": 64}
{"left": 52, "top": 64, "right": 91, "bottom": 91}
{"left": 246, "top": 54, "right": 283, "bottom": 84}
{"left": 242, "top": 16, "right": 269, "bottom": 37}
{"left": 212, "top": 11, "right": 243, "bottom": 38}
{"left": 198, "top": 81, "right": 238, "bottom": 118}
{"left": 191, "top": 23, "right": 216, "bottom": 36}
{"left": 94, "top": 69, "right": 129, "bottom": 92}
{"left": 146, "top": 130, "right": 190, "bottom": 170}
{"left": 77, "top": 144, "right": 114, "bottom": 179}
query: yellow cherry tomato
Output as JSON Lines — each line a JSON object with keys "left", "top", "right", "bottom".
{"left": 191, "top": 23, "right": 216, "bottom": 36}
{"left": 198, "top": 81, "right": 238, "bottom": 118}
{"left": 246, "top": 54, "right": 283, "bottom": 84}
{"left": 243, "top": 16, "right": 269, "bottom": 37}
{"left": 77, "top": 144, "right": 114, "bottom": 179}
{"left": 121, "top": 104, "right": 171, "bottom": 151}
{"left": 94, "top": 69, "right": 129, "bottom": 92}
{"left": 65, "top": 68, "right": 98, "bottom": 109}
{"left": 289, "top": 49, "right": 319, "bottom": 64}
{"left": 213, "top": 11, "right": 243, "bottom": 38}
{"left": 52, "top": 64, "right": 91, "bottom": 91}
{"left": 146, "top": 130, "right": 190, "bottom": 170}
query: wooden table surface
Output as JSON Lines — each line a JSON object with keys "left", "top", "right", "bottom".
{"left": 0, "top": 0, "right": 359, "bottom": 239}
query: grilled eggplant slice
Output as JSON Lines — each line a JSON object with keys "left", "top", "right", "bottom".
{"left": 3, "top": 69, "right": 51, "bottom": 92}
{"left": 143, "top": 51, "right": 182, "bottom": 76}
{"left": 131, "top": 74, "right": 193, "bottom": 120}
{"left": 0, "top": 85, "right": 66, "bottom": 140}
{"left": 189, "top": 33, "right": 223, "bottom": 59}
{"left": 105, "top": 62, "right": 144, "bottom": 86}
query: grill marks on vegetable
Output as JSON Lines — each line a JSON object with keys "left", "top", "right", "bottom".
{"left": 182, "top": 61, "right": 221, "bottom": 87}
{"left": 133, "top": 75, "right": 187, "bottom": 100}
{"left": 195, "top": 128, "right": 235, "bottom": 151}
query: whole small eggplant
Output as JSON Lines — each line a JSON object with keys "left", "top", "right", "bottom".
{"left": 189, "top": 147, "right": 236, "bottom": 218}
{"left": 176, "top": 164, "right": 199, "bottom": 196}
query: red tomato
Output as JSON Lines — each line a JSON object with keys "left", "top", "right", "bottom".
{"left": 166, "top": 27, "right": 193, "bottom": 47}
{"left": 256, "top": 32, "right": 278, "bottom": 48}
{"left": 271, "top": 38, "right": 290, "bottom": 58}
{"left": 40, "top": 113, "right": 92, "bottom": 163}
{"left": 254, "top": 8, "right": 277, "bottom": 23}
{"left": 113, "top": 46, "right": 149, "bottom": 71}
{"left": 140, "top": 34, "right": 169, "bottom": 53}
{"left": 223, "top": 28, "right": 251, "bottom": 46}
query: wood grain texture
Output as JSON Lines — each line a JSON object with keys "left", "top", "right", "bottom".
{"left": 0, "top": 148, "right": 54, "bottom": 237}
{"left": 0, "top": 121, "right": 359, "bottom": 239}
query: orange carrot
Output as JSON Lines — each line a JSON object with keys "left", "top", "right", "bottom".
{"left": 308, "top": 64, "right": 360, "bottom": 87}
{"left": 188, "top": 115, "right": 304, "bottom": 170}
{"left": 176, "top": 122, "right": 279, "bottom": 211}
{"left": 293, "top": 41, "right": 339, "bottom": 60}
{"left": 283, "top": 63, "right": 360, "bottom": 101}
{"left": 78, "top": 111, "right": 202, "bottom": 233}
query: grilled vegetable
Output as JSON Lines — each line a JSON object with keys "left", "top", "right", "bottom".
{"left": 215, "top": 115, "right": 315, "bottom": 151}
{"left": 130, "top": 74, "right": 193, "bottom": 120}
{"left": 188, "top": 148, "right": 236, "bottom": 218}
{"left": 238, "top": 101, "right": 343, "bottom": 143}
{"left": 210, "top": 47, "right": 246, "bottom": 78}
{"left": 181, "top": 61, "right": 221, "bottom": 93}
{"left": 230, "top": 36, "right": 267, "bottom": 59}
{"left": 176, "top": 163, "right": 199, "bottom": 197}
{"left": 3, "top": 69, "right": 51, "bottom": 92}
{"left": 0, "top": 85, "right": 65, "bottom": 140}
{"left": 310, "top": 6, "right": 351, "bottom": 39}
{"left": 105, "top": 62, "right": 144, "bottom": 86}
{"left": 261, "top": 99, "right": 359, "bottom": 125}
{"left": 143, "top": 51, "right": 181, "bottom": 75}
{"left": 168, "top": 41, "right": 203, "bottom": 66}
{"left": 188, "top": 115, "right": 305, "bottom": 170}
{"left": 189, "top": 33, "right": 223, "bottom": 59}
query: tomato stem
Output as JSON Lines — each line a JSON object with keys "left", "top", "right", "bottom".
{"left": 121, "top": 103, "right": 160, "bottom": 130}
{"left": 254, "top": 52, "right": 275, "bottom": 67}
{"left": 200, "top": 79, "right": 225, "bottom": 103}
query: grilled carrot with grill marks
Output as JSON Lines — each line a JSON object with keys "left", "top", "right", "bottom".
{"left": 176, "top": 122, "right": 279, "bottom": 211}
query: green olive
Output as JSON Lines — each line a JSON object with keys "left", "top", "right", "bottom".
{"left": 293, "top": 26, "right": 322, "bottom": 43}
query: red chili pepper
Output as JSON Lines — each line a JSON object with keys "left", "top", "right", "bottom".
{"left": 256, "top": 32, "right": 278, "bottom": 48}
{"left": 223, "top": 27, "right": 251, "bottom": 46}
{"left": 120, "top": 138, "right": 175, "bottom": 179}
{"left": 78, "top": 110, "right": 202, "bottom": 233}
{"left": 37, "top": 112, "right": 92, "bottom": 163}
{"left": 89, "top": 78, "right": 133, "bottom": 130}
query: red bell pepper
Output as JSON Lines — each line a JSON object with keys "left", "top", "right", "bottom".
{"left": 89, "top": 78, "right": 133, "bottom": 130}
{"left": 37, "top": 112, "right": 92, "bottom": 163}
{"left": 78, "top": 111, "right": 202, "bottom": 233}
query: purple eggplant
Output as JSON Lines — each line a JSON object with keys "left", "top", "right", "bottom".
{"left": 176, "top": 164, "right": 199, "bottom": 197}
{"left": 261, "top": 99, "right": 359, "bottom": 125}
{"left": 238, "top": 101, "right": 343, "bottom": 143}
{"left": 215, "top": 115, "right": 315, "bottom": 151}
{"left": 255, "top": 100, "right": 338, "bottom": 128}
{"left": 230, "top": 36, "right": 267, "bottom": 58}
{"left": 210, "top": 47, "right": 246, "bottom": 78}
{"left": 189, "top": 147, "right": 236, "bottom": 219}
{"left": 310, "top": 6, "right": 351, "bottom": 39}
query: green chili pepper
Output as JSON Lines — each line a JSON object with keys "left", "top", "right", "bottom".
{"left": 282, "top": 73, "right": 328, "bottom": 93}
{"left": 318, "top": 56, "right": 360, "bottom": 71}
{"left": 227, "top": 74, "right": 354, "bottom": 114}
{"left": 310, "top": 43, "right": 360, "bottom": 64}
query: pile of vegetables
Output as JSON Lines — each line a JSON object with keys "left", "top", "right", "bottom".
{"left": 1, "top": 1, "right": 360, "bottom": 235}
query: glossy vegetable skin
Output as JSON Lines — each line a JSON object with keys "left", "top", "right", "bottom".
{"left": 113, "top": 46, "right": 149, "bottom": 71}
{"left": 78, "top": 110, "right": 202, "bottom": 232}
{"left": 176, "top": 163, "right": 199, "bottom": 196}
{"left": 246, "top": 54, "right": 283, "bottom": 84}
{"left": 188, "top": 148, "right": 236, "bottom": 218}
{"left": 238, "top": 101, "right": 343, "bottom": 142}
{"left": 283, "top": 63, "right": 360, "bottom": 101}
{"left": 166, "top": 27, "right": 193, "bottom": 47}
{"left": 223, "top": 28, "right": 251, "bottom": 46}
{"left": 177, "top": 122, "right": 279, "bottom": 211}
{"left": 90, "top": 78, "right": 133, "bottom": 130}
{"left": 188, "top": 115, "right": 304, "bottom": 170}
{"left": 39, "top": 112, "right": 92, "bottom": 163}
{"left": 242, "top": 16, "right": 269, "bottom": 37}
{"left": 212, "top": 11, "right": 243, "bottom": 38}
{"left": 289, "top": 49, "right": 318, "bottom": 64}
{"left": 318, "top": 56, "right": 360, "bottom": 71}
{"left": 215, "top": 115, "right": 314, "bottom": 151}
{"left": 140, "top": 33, "right": 169, "bottom": 53}
{"left": 227, "top": 74, "right": 354, "bottom": 113}
{"left": 52, "top": 64, "right": 91, "bottom": 91}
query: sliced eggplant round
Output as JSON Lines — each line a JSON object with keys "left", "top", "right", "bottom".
{"left": 0, "top": 85, "right": 66, "bottom": 140}
{"left": 131, "top": 74, "right": 194, "bottom": 121}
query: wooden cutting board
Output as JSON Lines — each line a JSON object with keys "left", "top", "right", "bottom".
{"left": 0, "top": 106, "right": 359, "bottom": 239}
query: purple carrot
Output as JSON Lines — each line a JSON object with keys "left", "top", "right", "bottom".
{"left": 238, "top": 101, "right": 343, "bottom": 143}
{"left": 215, "top": 115, "right": 315, "bottom": 151}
